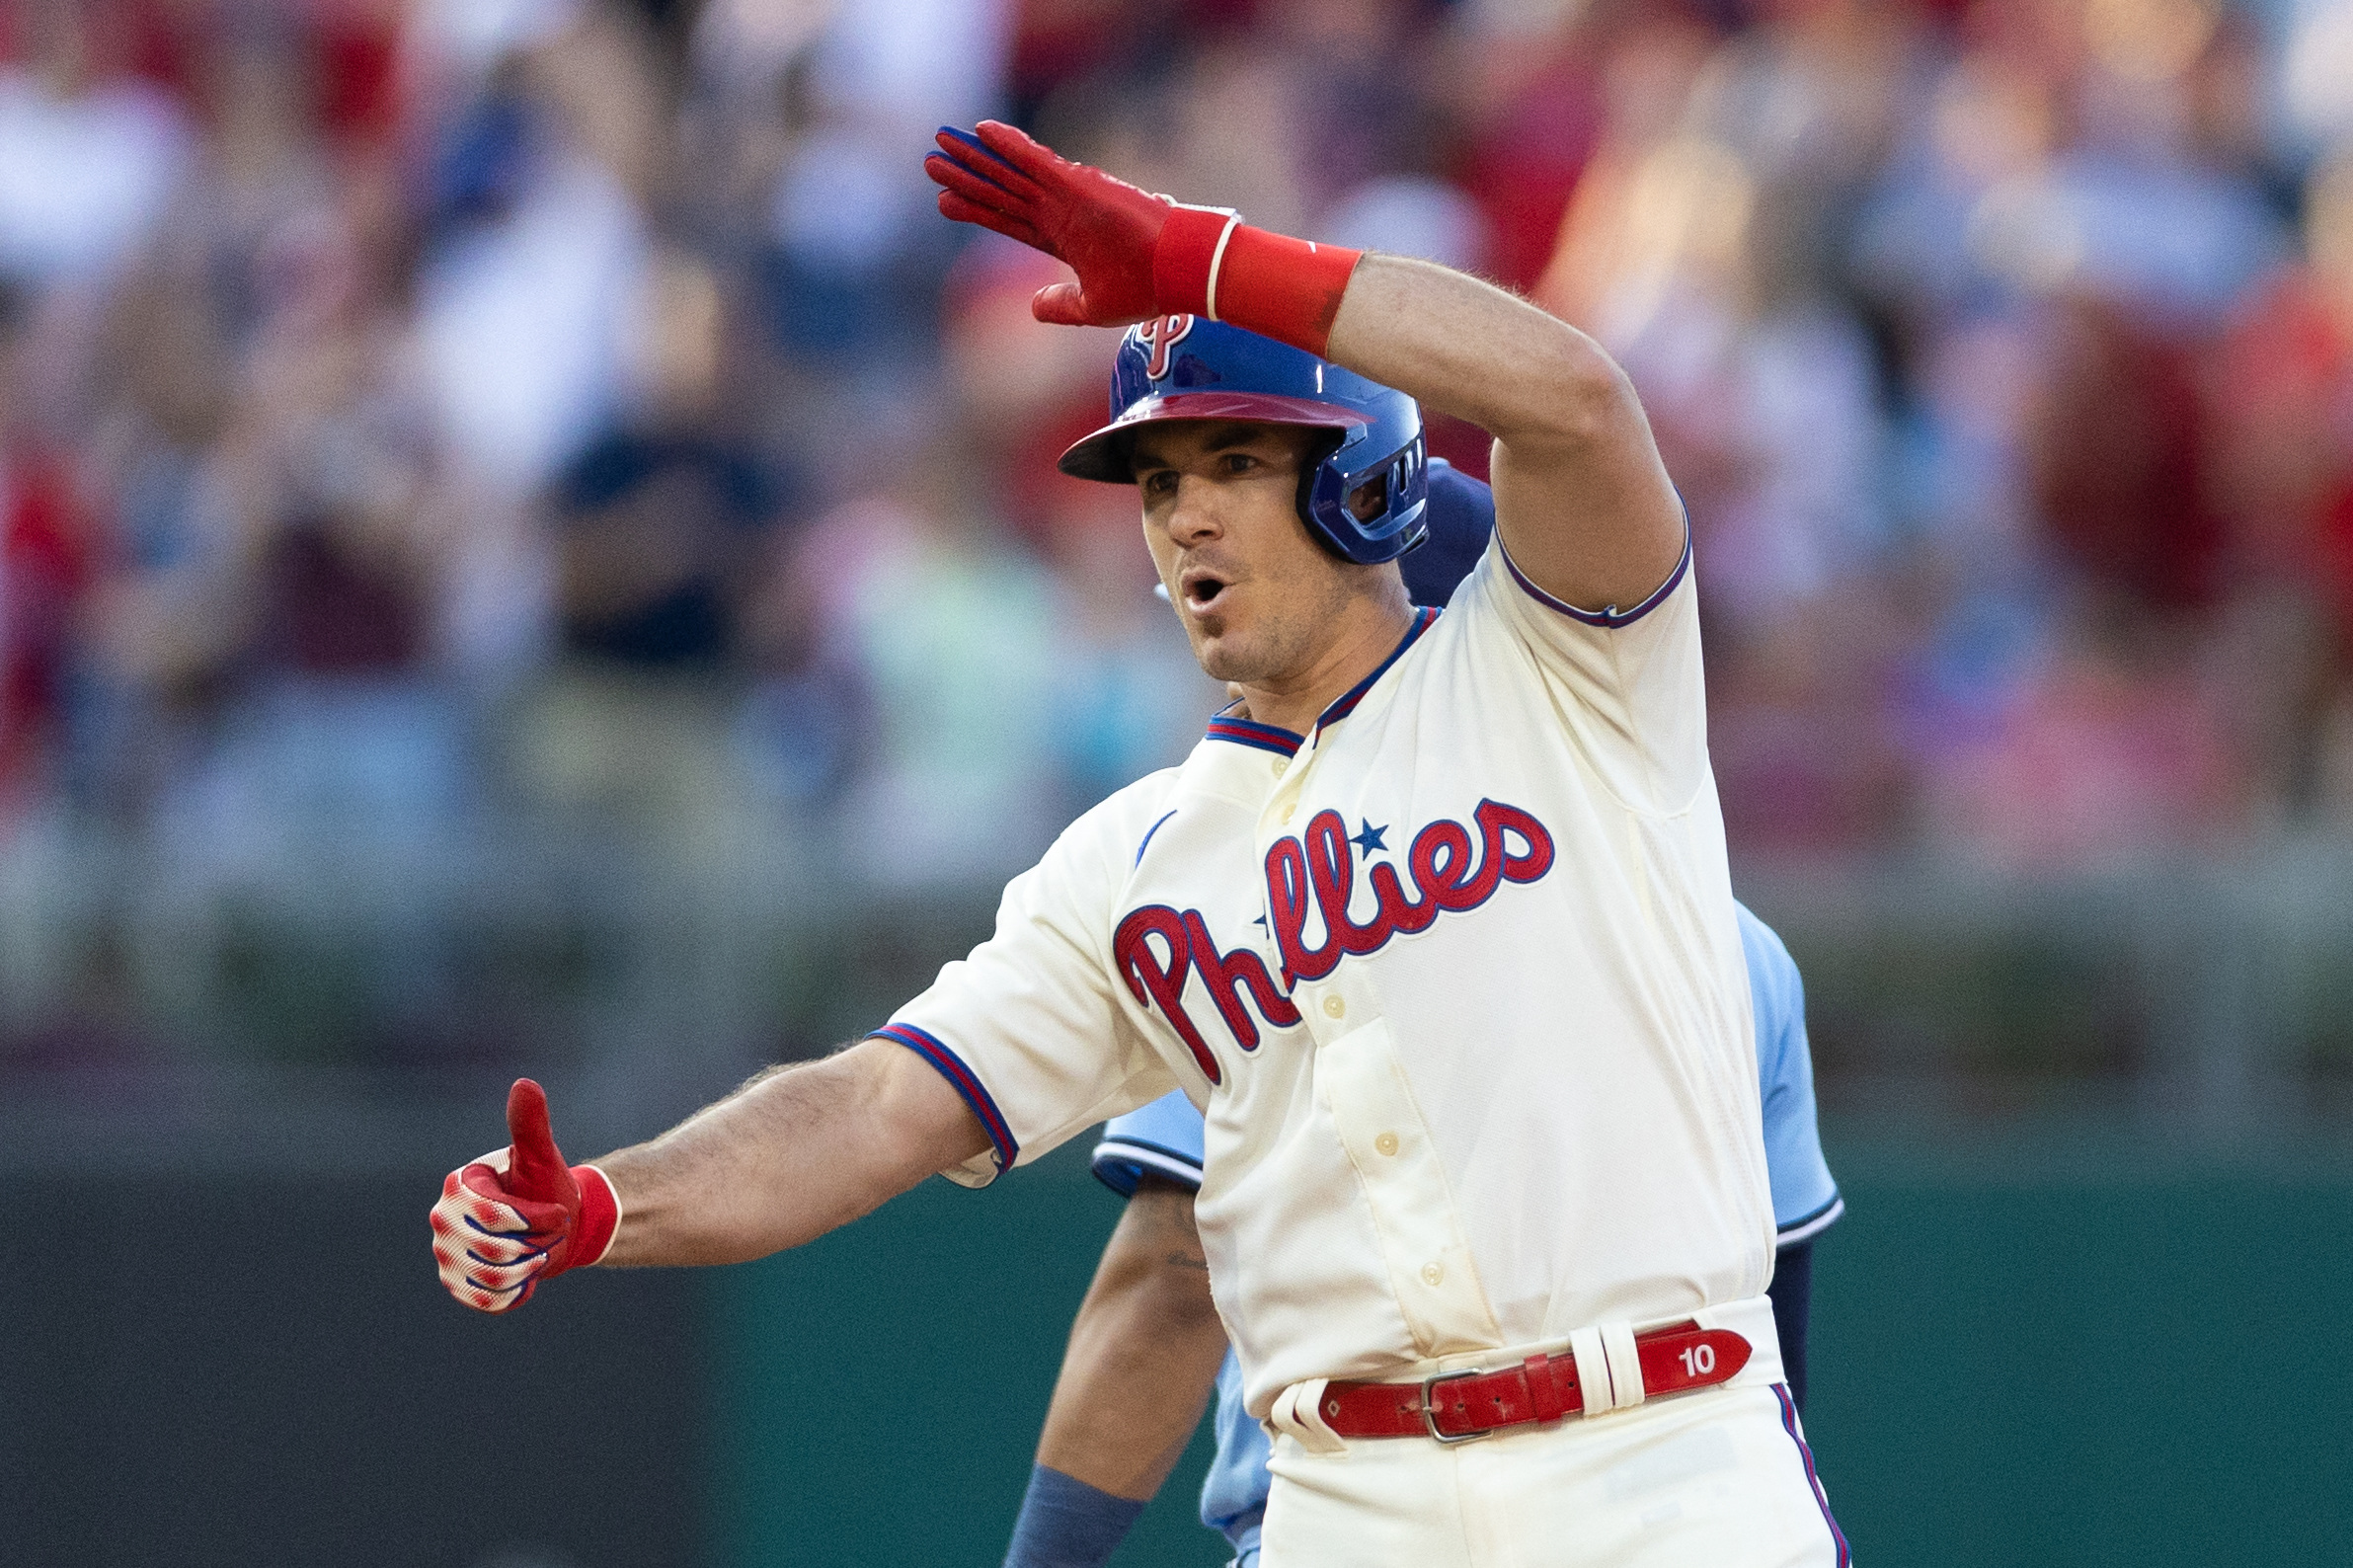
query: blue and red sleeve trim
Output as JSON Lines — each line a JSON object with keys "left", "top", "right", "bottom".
{"left": 1205, "top": 714, "right": 1302, "bottom": 757}
{"left": 1499, "top": 527, "right": 1691, "bottom": 629}
{"left": 871, "top": 1023, "right": 1019, "bottom": 1175}
{"left": 1314, "top": 606, "right": 1439, "bottom": 734}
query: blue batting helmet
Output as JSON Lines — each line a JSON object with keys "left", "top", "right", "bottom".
{"left": 1401, "top": 458, "right": 1493, "bottom": 608}
{"left": 1058, "top": 315, "right": 1430, "bottom": 566}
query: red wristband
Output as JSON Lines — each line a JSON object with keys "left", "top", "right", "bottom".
{"left": 1212, "top": 225, "right": 1363, "bottom": 356}
{"left": 1151, "top": 205, "right": 1234, "bottom": 318}
{"left": 570, "top": 1163, "right": 620, "bottom": 1269}
{"left": 1151, "top": 210, "right": 1363, "bottom": 357}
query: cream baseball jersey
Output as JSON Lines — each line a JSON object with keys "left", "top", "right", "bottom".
{"left": 874, "top": 527, "right": 1773, "bottom": 1417}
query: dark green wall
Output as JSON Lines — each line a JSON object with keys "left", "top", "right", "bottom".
{"left": 0, "top": 1172, "right": 707, "bottom": 1568}
{"left": 708, "top": 1146, "right": 1222, "bottom": 1567}
{"left": 1806, "top": 1160, "right": 2353, "bottom": 1567}
{"left": 714, "top": 1143, "right": 2353, "bottom": 1568}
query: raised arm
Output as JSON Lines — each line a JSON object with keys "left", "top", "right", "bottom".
{"left": 924, "top": 120, "right": 1682, "bottom": 616}
{"left": 1324, "top": 258, "right": 1682, "bottom": 617}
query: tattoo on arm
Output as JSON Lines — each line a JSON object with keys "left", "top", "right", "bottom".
{"left": 1130, "top": 1175, "right": 1211, "bottom": 1272}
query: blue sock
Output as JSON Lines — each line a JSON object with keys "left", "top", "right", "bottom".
{"left": 1003, "top": 1464, "right": 1148, "bottom": 1568}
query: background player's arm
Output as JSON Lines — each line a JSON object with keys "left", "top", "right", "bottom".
{"left": 596, "top": 1040, "right": 991, "bottom": 1267}
{"left": 1323, "top": 256, "right": 1683, "bottom": 617}
{"left": 1035, "top": 1175, "right": 1230, "bottom": 1497}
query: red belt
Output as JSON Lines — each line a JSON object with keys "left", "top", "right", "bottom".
{"left": 1317, "top": 1320, "right": 1752, "bottom": 1444}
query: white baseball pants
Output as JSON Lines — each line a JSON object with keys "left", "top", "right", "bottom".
{"left": 1258, "top": 1381, "right": 1849, "bottom": 1567}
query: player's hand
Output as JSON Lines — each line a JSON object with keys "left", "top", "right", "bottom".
{"left": 430, "top": 1078, "right": 619, "bottom": 1314}
{"left": 924, "top": 120, "right": 1224, "bottom": 329}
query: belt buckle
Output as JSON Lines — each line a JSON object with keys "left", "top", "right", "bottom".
{"left": 1420, "top": 1366, "right": 1495, "bottom": 1446}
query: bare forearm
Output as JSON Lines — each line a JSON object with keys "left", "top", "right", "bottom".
{"left": 1325, "top": 254, "right": 1629, "bottom": 448}
{"left": 1036, "top": 1181, "right": 1230, "bottom": 1500}
{"left": 595, "top": 1039, "right": 991, "bottom": 1268}
{"left": 1325, "top": 254, "right": 1682, "bottom": 610}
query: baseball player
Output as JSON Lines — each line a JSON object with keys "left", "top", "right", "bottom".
{"left": 1004, "top": 898, "right": 1843, "bottom": 1568}
{"left": 432, "top": 120, "right": 1848, "bottom": 1565}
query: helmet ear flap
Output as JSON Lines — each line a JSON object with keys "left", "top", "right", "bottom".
{"left": 1294, "top": 428, "right": 1348, "bottom": 536}
{"left": 1299, "top": 431, "right": 1430, "bottom": 565}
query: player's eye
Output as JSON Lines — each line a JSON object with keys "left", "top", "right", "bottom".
{"left": 1140, "top": 470, "right": 1177, "bottom": 496}
{"left": 1220, "top": 452, "right": 1257, "bottom": 474}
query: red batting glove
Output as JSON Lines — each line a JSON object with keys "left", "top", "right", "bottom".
{"left": 925, "top": 121, "right": 1365, "bottom": 353}
{"left": 430, "top": 1078, "right": 620, "bottom": 1314}
{"left": 924, "top": 120, "right": 1190, "bottom": 328}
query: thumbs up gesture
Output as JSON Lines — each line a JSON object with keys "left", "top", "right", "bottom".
{"left": 431, "top": 1079, "right": 621, "bottom": 1313}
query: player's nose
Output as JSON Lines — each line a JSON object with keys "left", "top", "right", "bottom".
{"left": 1165, "top": 474, "right": 1228, "bottom": 542}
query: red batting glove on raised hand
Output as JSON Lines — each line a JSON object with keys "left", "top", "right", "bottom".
{"left": 431, "top": 1078, "right": 620, "bottom": 1314}
{"left": 924, "top": 120, "right": 1175, "bottom": 327}
{"left": 923, "top": 121, "right": 1361, "bottom": 354}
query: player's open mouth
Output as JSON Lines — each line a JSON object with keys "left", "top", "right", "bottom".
{"left": 1179, "top": 569, "right": 1231, "bottom": 613}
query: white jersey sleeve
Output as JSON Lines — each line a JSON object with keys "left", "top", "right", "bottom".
{"left": 1477, "top": 523, "right": 1708, "bottom": 814}
{"left": 874, "top": 783, "right": 1185, "bottom": 1188}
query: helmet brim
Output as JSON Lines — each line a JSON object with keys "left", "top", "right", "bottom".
{"left": 1057, "top": 392, "right": 1372, "bottom": 483}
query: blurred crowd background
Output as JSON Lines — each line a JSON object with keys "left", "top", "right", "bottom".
{"left": 4, "top": 0, "right": 2353, "bottom": 1137}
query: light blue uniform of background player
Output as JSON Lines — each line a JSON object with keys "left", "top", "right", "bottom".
{"left": 1087, "top": 903, "right": 1843, "bottom": 1568}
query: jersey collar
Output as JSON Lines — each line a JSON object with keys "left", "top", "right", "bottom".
{"left": 1198, "top": 606, "right": 1441, "bottom": 755}
{"left": 1205, "top": 712, "right": 1302, "bottom": 757}
{"left": 1313, "top": 606, "right": 1439, "bottom": 738}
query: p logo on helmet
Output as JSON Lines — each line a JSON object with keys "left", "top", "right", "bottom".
{"left": 1137, "top": 314, "right": 1196, "bottom": 380}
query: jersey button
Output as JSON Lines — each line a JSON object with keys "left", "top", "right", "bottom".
{"left": 1281, "top": 803, "right": 1295, "bottom": 824}
{"left": 1321, "top": 994, "right": 1345, "bottom": 1020}
{"left": 1421, "top": 1262, "right": 1445, "bottom": 1287}
{"left": 1374, "top": 1132, "right": 1399, "bottom": 1156}
{"left": 1270, "top": 758, "right": 1285, "bottom": 778}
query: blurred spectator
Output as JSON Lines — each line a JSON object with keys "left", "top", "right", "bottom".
{"left": 2204, "top": 145, "right": 2353, "bottom": 824}
{"left": 777, "top": 463, "right": 1069, "bottom": 887}
{"left": 160, "top": 178, "right": 467, "bottom": 848}
{"left": 412, "top": 9, "right": 659, "bottom": 497}
{"left": 1448, "top": 0, "right": 1607, "bottom": 293}
{"left": 507, "top": 242, "right": 788, "bottom": 846}
{"left": 552, "top": 250, "right": 785, "bottom": 670}
{"left": 72, "top": 255, "right": 237, "bottom": 814}
{"left": 2276, "top": 0, "right": 2353, "bottom": 160}
{"left": 0, "top": 0, "right": 192, "bottom": 289}
{"left": 757, "top": 0, "right": 1008, "bottom": 370}
{"left": 1913, "top": 603, "right": 2249, "bottom": 867}
{"left": 0, "top": 303, "right": 101, "bottom": 816}
{"left": 2029, "top": 291, "right": 2223, "bottom": 610}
